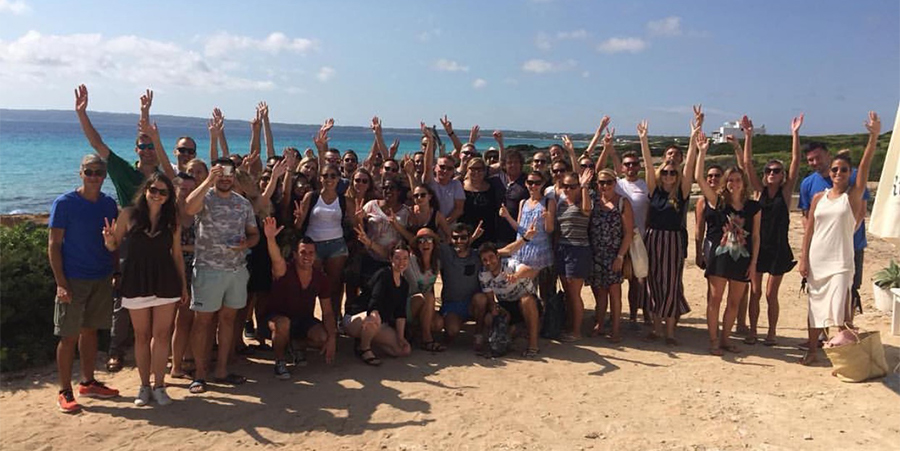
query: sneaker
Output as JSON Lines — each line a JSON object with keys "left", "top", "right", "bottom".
{"left": 151, "top": 386, "right": 172, "bottom": 406}
{"left": 78, "top": 379, "right": 119, "bottom": 399}
{"left": 274, "top": 360, "right": 291, "bottom": 380}
{"left": 243, "top": 321, "right": 256, "bottom": 340}
{"left": 57, "top": 389, "right": 81, "bottom": 413}
{"left": 288, "top": 343, "right": 307, "bottom": 367}
{"left": 134, "top": 385, "right": 152, "bottom": 407}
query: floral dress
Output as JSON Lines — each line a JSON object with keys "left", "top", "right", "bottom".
{"left": 703, "top": 199, "right": 761, "bottom": 282}
{"left": 588, "top": 197, "right": 625, "bottom": 288}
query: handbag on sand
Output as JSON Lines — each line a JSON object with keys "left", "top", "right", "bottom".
{"left": 823, "top": 328, "right": 889, "bottom": 382}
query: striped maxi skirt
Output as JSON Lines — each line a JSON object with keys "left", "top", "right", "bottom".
{"left": 645, "top": 228, "right": 691, "bottom": 318}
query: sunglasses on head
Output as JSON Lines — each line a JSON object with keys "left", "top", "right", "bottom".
{"left": 321, "top": 173, "right": 339, "bottom": 179}
{"left": 176, "top": 147, "right": 196, "bottom": 154}
{"left": 148, "top": 186, "right": 169, "bottom": 196}
{"left": 598, "top": 179, "right": 615, "bottom": 186}
{"left": 83, "top": 168, "right": 106, "bottom": 177}
{"left": 764, "top": 167, "right": 783, "bottom": 175}
{"left": 413, "top": 192, "right": 429, "bottom": 199}
{"left": 661, "top": 170, "right": 679, "bottom": 177}
{"left": 526, "top": 179, "right": 542, "bottom": 186}
{"left": 137, "top": 143, "right": 155, "bottom": 151}
{"left": 830, "top": 166, "right": 849, "bottom": 174}
{"left": 353, "top": 177, "right": 370, "bottom": 184}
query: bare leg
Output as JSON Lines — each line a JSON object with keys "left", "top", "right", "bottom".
{"left": 324, "top": 255, "right": 348, "bottom": 320}
{"left": 564, "top": 277, "right": 585, "bottom": 338}
{"left": 736, "top": 284, "right": 750, "bottom": 334}
{"left": 171, "top": 302, "right": 194, "bottom": 376}
{"left": 470, "top": 293, "right": 488, "bottom": 335}
{"left": 77, "top": 328, "right": 99, "bottom": 383}
{"left": 150, "top": 303, "right": 177, "bottom": 387}
{"left": 591, "top": 285, "right": 609, "bottom": 336}
{"left": 707, "top": 276, "right": 727, "bottom": 344}
{"left": 764, "top": 275, "right": 783, "bottom": 341}
{"left": 129, "top": 308, "right": 152, "bottom": 386}
{"left": 608, "top": 283, "right": 622, "bottom": 341}
{"left": 719, "top": 280, "right": 747, "bottom": 351}
{"left": 190, "top": 311, "right": 215, "bottom": 381}
{"left": 57, "top": 335, "right": 79, "bottom": 391}
{"left": 801, "top": 326, "right": 821, "bottom": 365}
{"left": 213, "top": 307, "right": 239, "bottom": 380}
{"left": 269, "top": 316, "right": 290, "bottom": 360}
{"left": 521, "top": 295, "right": 540, "bottom": 350}
{"left": 748, "top": 272, "right": 764, "bottom": 340}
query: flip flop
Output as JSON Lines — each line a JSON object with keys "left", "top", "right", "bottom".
{"left": 106, "top": 356, "right": 123, "bottom": 373}
{"left": 521, "top": 348, "right": 540, "bottom": 359}
{"left": 358, "top": 349, "right": 382, "bottom": 366}
{"left": 213, "top": 373, "right": 247, "bottom": 385}
{"left": 170, "top": 369, "right": 194, "bottom": 380}
{"left": 762, "top": 338, "right": 777, "bottom": 347}
{"left": 419, "top": 341, "right": 447, "bottom": 352}
{"left": 744, "top": 336, "right": 758, "bottom": 345}
{"left": 721, "top": 343, "right": 741, "bottom": 354}
{"left": 188, "top": 379, "right": 206, "bottom": 394}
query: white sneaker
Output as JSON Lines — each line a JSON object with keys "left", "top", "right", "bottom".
{"left": 134, "top": 385, "right": 151, "bottom": 407}
{"left": 152, "top": 386, "right": 172, "bottom": 406}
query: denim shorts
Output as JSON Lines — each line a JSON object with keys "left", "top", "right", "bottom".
{"left": 190, "top": 266, "right": 249, "bottom": 313}
{"left": 556, "top": 243, "right": 592, "bottom": 279}
{"left": 314, "top": 237, "right": 349, "bottom": 261}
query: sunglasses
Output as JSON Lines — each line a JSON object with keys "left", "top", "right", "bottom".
{"left": 598, "top": 179, "right": 615, "bottom": 186}
{"left": 830, "top": 166, "right": 849, "bottom": 174}
{"left": 764, "top": 167, "right": 783, "bottom": 175}
{"left": 344, "top": 158, "right": 358, "bottom": 163}
{"left": 563, "top": 183, "right": 580, "bottom": 189}
{"left": 176, "top": 147, "right": 196, "bottom": 154}
{"left": 83, "top": 168, "right": 106, "bottom": 177}
{"left": 353, "top": 178, "right": 370, "bottom": 184}
{"left": 552, "top": 168, "right": 567, "bottom": 174}
{"left": 462, "top": 151, "right": 476, "bottom": 157}
{"left": 321, "top": 173, "right": 340, "bottom": 180}
{"left": 417, "top": 236, "right": 435, "bottom": 244}
{"left": 438, "top": 165, "right": 454, "bottom": 171}
{"left": 580, "top": 163, "right": 592, "bottom": 169}
{"left": 148, "top": 186, "right": 169, "bottom": 196}
{"left": 707, "top": 173, "right": 722, "bottom": 179}
{"left": 382, "top": 185, "right": 397, "bottom": 191}
{"left": 623, "top": 161, "right": 640, "bottom": 167}
{"left": 450, "top": 234, "right": 469, "bottom": 241}
{"left": 413, "top": 192, "right": 429, "bottom": 199}
{"left": 526, "top": 179, "right": 542, "bottom": 186}
{"left": 384, "top": 166, "right": 399, "bottom": 173}
{"left": 661, "top": 170, "right": 679, "bottom": 177}
{"left": 137, "top": 143, "right": 155, "bottom": 151}
{"left": 533, "top": 159, "right": 548, "bottom": 165}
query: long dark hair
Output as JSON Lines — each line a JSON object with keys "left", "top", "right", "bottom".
{"left": 131, "top": 173, "right": 178, "bottom": 234}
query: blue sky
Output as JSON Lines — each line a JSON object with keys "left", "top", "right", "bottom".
{"left": 0, "top": 0, "right": 897, "bottom": 135}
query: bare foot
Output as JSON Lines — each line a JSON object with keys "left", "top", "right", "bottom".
{"left": 590, "top": 322, "right": 605, "bottom": 337}
{"left": 798, "top": 352, "right": 818, "bottom": 366}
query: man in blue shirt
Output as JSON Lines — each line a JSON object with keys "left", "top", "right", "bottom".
{"left": 48, "top": 154, "right": 120, "bottom": 413}
{"left": 798, "top": 142, "right": 869, "bottom": 316}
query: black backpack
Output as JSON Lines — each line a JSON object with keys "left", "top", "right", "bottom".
{"left": 299, "top": 191, "right": 346, "bottom": 236}
{"left": 540, "top": 290, "right": 566, "bottom": 339}
{"left": 488, "top": 310, "right": 511, "bottom": 357}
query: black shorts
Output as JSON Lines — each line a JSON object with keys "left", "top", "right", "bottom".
{"left": 266, "top": 313, "right": 321, "bottom": 339}
{"left": 498, "top": 300, "right": 525, "bottom": 325}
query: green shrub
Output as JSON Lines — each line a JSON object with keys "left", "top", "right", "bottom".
{"left": 1, "top": 222, "right": 57, "bottom": 372}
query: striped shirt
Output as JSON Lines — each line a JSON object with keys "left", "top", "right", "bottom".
{"left": 557, "top": 198, "right": 590, "bottom": 246}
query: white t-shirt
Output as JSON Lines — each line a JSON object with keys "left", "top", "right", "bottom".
{"left": 305, "top": 194, "right": 343, "bottom": 242}
{"left": 428, "top": 179, "right": 465, "bottom": 218}
{"left": 363, "top": 200, "right": 409, "bottom": 261}
{"left": 615, "top": 178, "right": 649, "bottom": 235}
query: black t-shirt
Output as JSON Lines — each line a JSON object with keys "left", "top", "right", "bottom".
{"left": 348, "top": 267, "right": 408, "bottom": 326}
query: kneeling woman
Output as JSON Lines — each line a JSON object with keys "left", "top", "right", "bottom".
{"left": 102, "top": 174, "right": 188, "bottom": 406}
{"left": 343, "top": 242, "right": 414, "bottom": 365}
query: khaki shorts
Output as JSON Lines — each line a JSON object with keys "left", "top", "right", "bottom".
{"left": 54, "top": 276, "right": 114, "bottom": 337}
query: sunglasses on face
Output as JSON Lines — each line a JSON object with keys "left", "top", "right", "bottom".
{"left": 580, "top": 163, "right": 592, "bottom": 169}
{"left": 438, "top": 165, "right": 454, "bottom": 171}
{"left": 623, "top": 161, "right": 640, "bottom": 168}
{"left": 563, "top": 183, "right": 580, "bottom": 189}
{"left": 382, "top": 184, "right": 397, "bottom": 191}
{"left": 526, "top": 179, "right": 542, "bottom": 186}
{"left": 830, "top": 166, "right": 849, "bottom": 174}
{"left": 344, "top": 158, "right": 358, "bottom": 164}
{"left": 413, "top": 192, "right": 429, "bottom": 199}
{"left": 353, "top": 178, "right": 370, "bottom": 184}
{"left": 462, "top": 151, "right": 476, "bottom": 157}
{"left": 552, "top": 168, "right": 567, "bottom": 174}
{"left": 533, "top": 159, "right": 548, "bottom": 165}
{"left": 764, "top": 167, "right": 783, "bottom": 175}
{"left": 321, "top": 173, "right": 340, "bottom": 180}
{"left": 707, "top": 173, "right": 722, "bottom": 179}
{"left": 83, "top": 168, "right": 106, "bottom": 177}
{"left": 384, "top": 166, "right": 399, "bottom": 173}
{"left": 176, "top": 147, "right": 196, "bottom": 154}
{"left": 661, "top": 170, "right": 679, "bottom": 177}
{"left": 598, "top": 179, "right": 615, "bottom": 186}
{"left": 148, "top": 186, "right": 169, "bottom": 196}
{"left": 450, "top": 234, "right": 469, "bottom": 242}
{"left": 417, "top": 236, "right": 435, "bottom": 244}
{"left": 137, "top": 143, "right": 155, "bottom": 151}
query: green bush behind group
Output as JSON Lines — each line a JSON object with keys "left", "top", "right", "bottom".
{"left": 0, "top": 131, "right": 891, "bottom": 372}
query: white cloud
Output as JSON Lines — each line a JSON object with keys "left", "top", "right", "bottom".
{"left": 0, "top": 30, "right": 276, "bottom": 91}
{"left": 472, "top": 78, "right": 487, "bottom": 89}
{"left": 647, "top": 16, "right": 682, "bottom": 37}
{"left": 522, "top": 58, "right": 577, "bottom": 74}
{"left": 316, "top": 66, "right": 335, "bottom": 82}
{"left": 557, "top": 29, "right": 588, "bottom": 40}
{"left": 596, "top": 37, "right": 647, "bottom": 54}
{"left": 0, "top": 0, "right": 30, "bottom": 14}
{"left": 535, "top": 32, "right": 552, "bottom": 50}
{"left": 432, "top": 58, "right": 469, "bottom": 72}
{"left": 204, "top": 32, "right": 317, "bottom": 57}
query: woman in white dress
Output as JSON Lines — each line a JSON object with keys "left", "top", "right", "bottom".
{"left": 798, "top": 111, "right": 880, "bottom": 365}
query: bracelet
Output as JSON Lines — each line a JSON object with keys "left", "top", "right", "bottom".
{"left": 448, "top": 131, "right": 456, "bottom": 136}
{"left": 522, "top": 236, "right": 531, "bottom": 242}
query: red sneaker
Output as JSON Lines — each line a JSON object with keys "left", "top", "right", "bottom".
{"left": 57, "top": 389, "right": 81, "bottom": 413}
{"left": 78, "top": 379, "right": 119, "bottom": 399}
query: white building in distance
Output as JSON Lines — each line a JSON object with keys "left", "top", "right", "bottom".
{"left": 711, "top": 121, "right": 766, "bottom": 143}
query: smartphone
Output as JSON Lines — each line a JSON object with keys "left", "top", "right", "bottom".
{"left": 222, "top": 166, "right": 233, "bottom": 176}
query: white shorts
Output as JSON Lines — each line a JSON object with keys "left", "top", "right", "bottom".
{"left": 122, "top": 295, "right": 180, "bottom": 310}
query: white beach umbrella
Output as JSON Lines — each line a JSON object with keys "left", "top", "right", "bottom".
{"left": 868, "top": 101, "right": 900, "bottom": 245}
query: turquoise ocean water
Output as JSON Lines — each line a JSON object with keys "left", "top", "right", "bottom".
{"left": 0, "top": 110, "right": 559, "bottom": 214}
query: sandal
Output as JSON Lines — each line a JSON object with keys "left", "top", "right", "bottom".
{"left": 744, "top": 335, "right": 758, "bottom": 345}
{"left": 763, "top": 337, "right": 777, "bottom": 347}
{"left": 213, "top": 373, "right": 247, "bottom": 385}
{"left": 521, "top": 348, "right": 540, "bottom": 359}
{"left": 559, "top": 333, "right": 582, "bottom": 343}
{"left": 420, "top": 341, "right": 446, "bottom": 353}
{"left": 188, "top": 379, "right": 207, "bottom": 394}
{"left": 721, "top": 343, "right": 741, "bottom": 354}
{"left": 358, "top": 349, "right": 382, "bottom": 366}
{"left": 798, "top": 352, "right": 818, "bottom": 366}
{"left": 106, "top": 356, "right": 123, "bottom": 373}
{"left": 709, "top": 341, "right": 724, "bottom": 356}
{"left": 590, "top": 322, "right": 605, "bottom": 337}
{"left": 170, "top": 369, "right": 194, "bottom": 379}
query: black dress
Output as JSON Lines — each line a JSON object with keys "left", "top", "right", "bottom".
{"left": 461, "top": 180, "right": 502, "bottom": 248}
{"left": 756, "top": 186, "right": 796, "bottom": 275}
{"left": 121, "top": 227, "right": 182, "bottom": 303}
{"left": 704, "top": 199, "right": 761, "bottom": 283}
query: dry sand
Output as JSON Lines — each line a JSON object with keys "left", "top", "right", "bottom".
{"left": 2, "top": 211, "right": 899, "bottom": 450}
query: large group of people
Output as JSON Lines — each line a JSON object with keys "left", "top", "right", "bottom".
{"left": 48, "top": 84, "right": 881, "bottom": 413}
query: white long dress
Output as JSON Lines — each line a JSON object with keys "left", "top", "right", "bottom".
{"left": 807, "top": 189, "right": 855, "bottom": 328}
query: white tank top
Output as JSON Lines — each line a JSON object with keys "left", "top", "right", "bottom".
{"left": 305, "top": 194, "right": 343, "bottom": 242}
{"left": 809, "top": 189, "right": 855, "bottom": 280}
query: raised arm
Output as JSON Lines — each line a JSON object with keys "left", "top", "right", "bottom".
{"left": 440, "top": 114, "right": 463, "bottom": 154}
{"left": 741, "top": 116, "right": 763, "bottom": 193}
{"left": 314, "top": 117, "right": 334, "bottom": 166}
{"left": 694, "top": 131, "right": 717, "bottom": 205}
{"left": 185, "top": 166, "right": 220, "bottom": 216}
{"left": 279, "top": 153, "right": 297, "bottom": 226}
{"left": 851, "top": 111, "right": 881, "bottom": 212}
{"left": 371, "top": 116, "right": 389, "bottom": 159}
{"left": 261, "top": 159, "right": 288, "bottom": 201}
{"left": 584, "top": 115, "right": 610, "bottom": 159}
{"left": 208, "top": 108, "right": 225, "bottom": 162}
{"left": 784, "top": 114, "right": 804, "bottom": 195}
{"left": 139, "top": 89, "right": 153, "bottom": 125}
{"left": 262, "top": 217, "right": 287, "bottom": 278}
{"left": 492, "top": 130, "right": 505, "bottom": 172}
{"left": 140, "top": 119, "right": 175, "bottom": 180}
{"left": 637, "top": 120, "right": 655, "bottom": 192}
{"left": 682, "top": 113, "right": 701, "bottom": 198}
{"left": 595, "top": 128, "right": 615, "bottom": 173}
{"left": 250, "top": 109, "right": 262, "bottom": 159}
{"left": 561, "top": 134, "right": 577, "bottom": 170}
{"left": 422, "top": 122, "right": 436, "bottom": 184}
{"left": 258, "top": 102, "right": 275, "bottom": 159}
{"left": 74, "top": 85, "right": 112, "bottom": 159}
{"left": 216, "top": 108, "right": 230, "bottom": 157}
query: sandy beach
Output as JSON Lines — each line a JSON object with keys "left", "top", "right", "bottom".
{"left": 1, "top": 211, "right": 898, "bottom": 451}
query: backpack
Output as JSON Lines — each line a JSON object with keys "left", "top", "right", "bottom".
{"left": 540, "top": 290, "right": 566, "bottom": 339}
{"left": 488, "top": 310, "right": 511, "bottom": 357}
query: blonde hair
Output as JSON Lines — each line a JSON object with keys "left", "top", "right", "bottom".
{"left": 464, "top": 157, "right": 487, "bottom": 179}
{"left": 654, "top": 162, "right": 682, "bottom": 200}
{"left": 717, "top": 166, "right": 750, "bottom": 205}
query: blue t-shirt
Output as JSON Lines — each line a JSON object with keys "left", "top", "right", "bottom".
{"left": 798, "top": 170, "right": 868, "bottom": 250}
{"left": 48, "top": 190, "right": 118, "bottom": 280}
